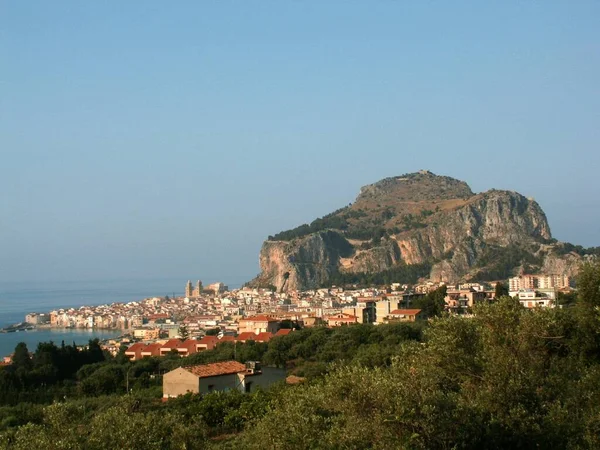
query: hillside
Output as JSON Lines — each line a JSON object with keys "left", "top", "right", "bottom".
{"left": 250, "top": 171, "right": 586, "bottom": 291}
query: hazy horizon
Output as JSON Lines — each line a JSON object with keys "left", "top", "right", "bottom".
{"left": 2, "top": 2, "right": 599, "bottom": 283}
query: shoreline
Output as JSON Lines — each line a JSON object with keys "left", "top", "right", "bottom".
{"left": 0, "top": 322, "right": 132, "bottom": 334}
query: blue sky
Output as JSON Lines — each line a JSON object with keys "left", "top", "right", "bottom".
{"left": 1, "top": 1, "right": 599, "bottom": 284}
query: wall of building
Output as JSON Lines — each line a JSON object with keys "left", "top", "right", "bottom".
{"left": 198, "top": 374, "right": 242, "bottom": 394}
{"left": 163, "top": 368, "right": 200, "bottom": 398}
{"left": 238, "top": 367, "right": 287, "bottom": 393}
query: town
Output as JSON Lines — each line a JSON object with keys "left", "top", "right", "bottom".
{"left": 15, "top": 272, "right": 574, "bottom": 363}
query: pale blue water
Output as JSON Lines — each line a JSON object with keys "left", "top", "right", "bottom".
{"left": 0, "top": 278, "right": 183, "bottom": 357}
{"left": 0, "top": 277, "right": 249, "bottom": 357}
{"left": 0, "top": 328, "right": 123, "bottom": 358}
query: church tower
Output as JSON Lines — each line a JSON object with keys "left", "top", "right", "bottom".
{"left": 193, "top": 280, "right": 203, "bottom": 296}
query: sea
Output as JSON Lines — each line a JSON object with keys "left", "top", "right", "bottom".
{"left": 0, "top": 277, "right": 248, "bottom": 358}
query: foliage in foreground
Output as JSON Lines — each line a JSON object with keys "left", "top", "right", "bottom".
{"left": 1, "top": 262, "right": 600, "bottom": 449}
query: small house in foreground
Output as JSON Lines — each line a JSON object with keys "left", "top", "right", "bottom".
{"left": 163, "top": 360, "right": 285, "bottom": 399}
{"left": 384, "top": 308, "right": 425, "bottom": 322}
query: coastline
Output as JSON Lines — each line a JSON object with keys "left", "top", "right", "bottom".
{"left": 0, "top": 327, "right": 125, "bottom": 359}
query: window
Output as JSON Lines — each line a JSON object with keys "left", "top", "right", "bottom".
{"left": 245, "top": 381, "right": 253, "bottom": 393}
{"left": 208, "top": 384, "right": 215, "bottom": 392}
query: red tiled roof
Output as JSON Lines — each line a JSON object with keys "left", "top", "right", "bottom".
{"left": 177, "top": 340, "right": 198, "bottom": 354}
{"left": 325, "top": 314, "right": 357, "bottom": 321}
{"left": 239, "top": 315, "right": 277, "bottom": 323}
{"left": 389, "top": 309, "right": 422, "bottom": 315}
{"left": 218, "top": 336, "right": 236, "bottom": 343}
{"left": 161, "top": 339, "right": 183, "bottom": 349}
{"left": 237, "top": 332, "right": 257, "bottom": 341}
{"left": 141, "top": 343, "right": 162, "bottom": 356}
{"left": 184, "top": 361, "right": 247, "bottom": 378}
{"left": 275, "top": 328, "right": 293, "bottom": 336}
{"left": 147, "top": 313, "right": 169, "bottom": 320}
{"left": 256, "top": 332, "right": 273, "bottom": 342}
{"left": 125, "top": 343, "right": 147, "bottom": 353}
{"left": 197, "top": 336, "right": 219, "bottom": 348}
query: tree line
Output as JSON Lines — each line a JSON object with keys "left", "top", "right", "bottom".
{"left": 1, "top": 261, "right": 600, "bottom": 449}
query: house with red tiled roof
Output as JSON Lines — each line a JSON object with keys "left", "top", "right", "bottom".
{"left": 238, "top": 315, "right": 280, "bottom": 334}
{"left": 236, "top": 332, "right": 258, "bottom": 343}
{"left": 140, "top": 342, "right": 163, "bottom": 358}
{"left": 160, "top": 339, "right": 183, "bottom": 356}
{"left": 255, "top": 332, "right": 273, "bottom": 343}
{"left": 385, "top": 309, "right": 425, "bottom": 322}
{"left": 162, "top": 360, "right": 286, "bottom": 398}
{"left": 275, "top": 328, "right": 293, "bottom": 337}
{"left": 176, "top": 339, "right": 198, "bottom": 357}
{"left": 125, "top": 342, "right": 147, "bottom": 361}
{"left": 324, "top": 313, "right": 358, "bottom": 327}
{"left": 196, "top": 335, "right": 219, "bottom": 352}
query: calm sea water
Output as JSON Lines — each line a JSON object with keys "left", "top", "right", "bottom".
{"left": 0, "top": 328, "right": 123, "bottom": 358}
{"left": 0, "top": 277, "right": 248, "bottom": 358}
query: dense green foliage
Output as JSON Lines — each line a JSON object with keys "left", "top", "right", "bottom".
{"left": 412, "top": 285, "right": 447, "bottom": 317}
{"left": 326, "top": 261, "right": 432, "bottom": 287}
{"left": 471, "top": 243, "right": 543, "bottom": 281}
{"left": 3, "top": 262, "right": 600, "bottom": 449}
{"left": 495, "top": 281, "right": 509, "bottom": 298}
{"left": 0, "top": 340, "right": 106, "bottom": 405}
{"left": 552, "top": 241, "right": 600, "bottom": 257}
{"left": 267, "top": 203, "right": 429, "bottom": 243}
{"left": 268, "top": 207, "right": 351, "bottom": 241}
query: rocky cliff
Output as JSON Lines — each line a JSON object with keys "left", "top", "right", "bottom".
{"left": 250, "top": 171, "right": 585, "bottom": 291}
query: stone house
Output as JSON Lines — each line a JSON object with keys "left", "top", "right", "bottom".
{"left": 162, "top": 361, "right": 285, "bottom": 399}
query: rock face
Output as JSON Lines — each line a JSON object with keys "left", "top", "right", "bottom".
{"left": 257, "top": 231, "right": 353, "bottom": 292}
{"left": 250, "top": 171, "right": 579, "bottom": 291}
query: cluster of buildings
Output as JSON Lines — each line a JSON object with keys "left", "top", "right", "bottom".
{"left": 509, "top": 274, "right": 571, "bottom": 291}
{"left": 125, "top": 327, "right": 293, "bottom": 361}
{"left": 18, "top": 273, "right": 575, "bottom": 357}
{"left": 508, "top": 273, "right": 572, "bottom": 309}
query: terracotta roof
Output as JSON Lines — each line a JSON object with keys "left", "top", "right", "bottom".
{"left": 125, "top": 343, "right": 147, "bottom": 353}
{"left": 141, "top": 343, "right": 162, "bottom": 356}
{"left": 161, "top": 339, "right": 182, "bottom": 349}
{"left": 256, "top": 332, "right": 273, "bottom": 342}
{"left": 325, "top": 314, "right": 357, "bottom": 321}
{"left": 239, "top": 315, "right": 277, "bottom": 322}
{"left": 389, "top": 309, "right": 422, "bottom": 315}
{"left": 147, "top": 313, "right": 169, "bottom": 319}
{"left": 218, "top": 336, "right": 236, "bottom": 343}
{"left": 237, "top": 332, "right": 257, "bottom": 341}
{"left": 177, "top": 340, "right": 198, "bottom": 354}
{"left": 184, "top": 361, "right": 247, "bottom": 378}
{"left": 275, "top": 328, "right": 293, "bottom": 336}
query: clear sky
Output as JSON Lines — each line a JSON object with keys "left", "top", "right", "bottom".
{"left": 1, "top": 1, "right": 599, "bottom": 284}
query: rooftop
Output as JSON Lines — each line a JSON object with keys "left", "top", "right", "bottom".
{"left": 390, "top": 309, "right": 422, "bottom": 315}
{"left": 184, "top": 361, "right": 247, "bottom": 378}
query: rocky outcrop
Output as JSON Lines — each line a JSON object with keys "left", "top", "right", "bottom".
{"left": 254, "top": 231, "right": 354, "bottom": 291}
{"left": 541, "top": 252, "right": 582, "bottom": 278}
{"left": 250, "top": 172, "right": 578, "bottom": 291}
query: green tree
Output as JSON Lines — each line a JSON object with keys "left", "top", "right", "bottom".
{"left": 178, "top": 324, "right": 189, "bottom": 340}
{"left": 413, "top": 285, "right": 447, "bottom": 317}
{"left": 12, "top": 343, "right": 32, "bottom": 371}
{"left": 495, "top": 281, "right": 509, "bottom": 298}
{"left": 573, "top": 261, "right": 600, "bottom": 360}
